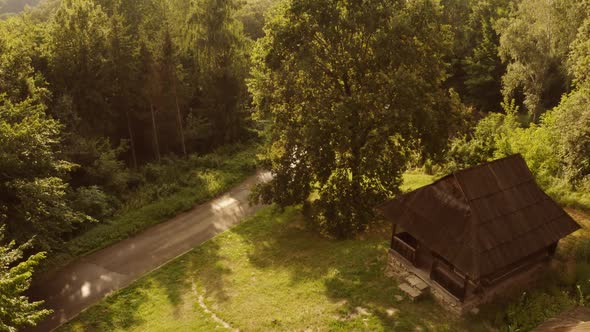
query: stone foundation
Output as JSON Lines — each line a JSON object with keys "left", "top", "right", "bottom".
{"left": 386, "top": 249, "right": 548, "bottom": 315}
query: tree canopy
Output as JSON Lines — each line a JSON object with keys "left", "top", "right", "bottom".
{"left": 249, "top": 0, "right": 463, "bottom": 237}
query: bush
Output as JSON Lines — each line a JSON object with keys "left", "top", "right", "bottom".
{"left": 546, "top": 182, "right": 590, "bottom": 212}
{"left": 575, "top": 262, "right": 590, "bottom": 296}
{"left": 444, "top": 112, "right": 518, "bottom": 172}
{"left": 71, "top": 186, "right": 116, "bottom": 220}
{"left": 443, "top": 97, "right": 590, "bottom": 211}
{"left": 493, "top": 289, "right": 574, "bottom": 332}
{"left": 550, "top": 86, "right": 590, "bottom": 186}
{"left": 68, "top": 137, "right": 131, "bottom": 197}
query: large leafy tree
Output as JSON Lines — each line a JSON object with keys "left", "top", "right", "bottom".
{"left": 236, "top": 0, "right": 275, "bottom": 40}
{"left": 0, "top": 95, "right": 89, "bottom": 249}
{"left": 548, "top": 87, "right": 590, "bottom": 186}
{"left": 439, "top": 0, "right": 510, "bottom": 112}
{"left": 462, "top": 20, "right": 504, "bottom": 113}
{"left": 156, "top": 27, "right": 188, "bottom": 157}
{"left": 0, "top": 228, "right": 51, "bottom": 332}
{"left": 549, "top": 17, "right": 590, "bottom": 187}
{"left": 250, "top": 0, "right": 457, "bottom": 237}
{"left": 497, "top": 0, "right": 587, "bottom": 122}
{"left": 459, "top": 0, "right": 511, "bottom": 113}
{"left": 0, "top": 16, "right": 89, "bottom": 249}
{"left": 0, "top": 13, "right": 48, "bottom": 105}
{"left": 47, "top": 0, "right": 132, "bottom": 203}
{"left": 104, "top": 0, "right": 140, "bottom": 168}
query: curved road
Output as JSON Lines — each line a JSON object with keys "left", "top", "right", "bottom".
{"left": 28, "top": 171, "right": 271, "bottom": 332}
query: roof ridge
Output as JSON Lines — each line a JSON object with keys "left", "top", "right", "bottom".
{"left": 450, "top": 154, "right": 523, "bottom": 177}
{"left": 452, "top": 172, "right": 481, "bottom": 279}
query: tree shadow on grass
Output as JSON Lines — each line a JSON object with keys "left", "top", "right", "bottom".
{"left": 231, "top": 206, "right": 337, "bottom": 284}
{"left": 139, "top": 188, "right": 252, "bottom": 310}
{"left": 57, "top": 282, "right": 149, "bottom": 332}
{"left": 229, "top": 205, "right": 474, "bottom": 331}
{"left": 183, "top": 240, "right": 232, "bottom": 303}
{"left": 56, "top": 222, "right": 234, "bottom": 330}
{"left": 58, "top": 241, "right": 232, "bottom": 331}
{"left": 148, "top": 254, "right": 196, "bottom": 317}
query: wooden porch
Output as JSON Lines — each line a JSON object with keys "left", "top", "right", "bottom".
{"left": 390, "top": 229, "right": 470, "bottom": 302}
{"left": 389, "top": 228, "right": 555, "bottom": 314}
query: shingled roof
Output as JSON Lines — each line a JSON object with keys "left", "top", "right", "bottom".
{"left": 378, "top": 154, "right": 580, "bottom": 280}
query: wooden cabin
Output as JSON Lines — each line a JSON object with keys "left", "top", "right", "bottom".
{"left": 378, "top": 154, "right": 580, "bottom": 312}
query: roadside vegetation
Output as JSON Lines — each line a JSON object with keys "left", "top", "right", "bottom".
{"left": 44, "top": 144, "right": 259, "bottom": 271}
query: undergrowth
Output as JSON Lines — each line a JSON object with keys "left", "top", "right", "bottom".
{"left": 43, "top": 143, "right": 259, "bottom": 272}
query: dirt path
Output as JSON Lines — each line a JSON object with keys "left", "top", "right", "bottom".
{"left": 27, "top": 171, "right": 271, "bottom": 332}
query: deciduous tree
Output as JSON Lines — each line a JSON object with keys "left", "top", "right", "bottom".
{"left": 497, "top": 0, "right": 587, "bottom": 122}
{"left": 250, "top": 0, "right": 457, "bottom": 237}
{"left": 0, "top": 228, "right": 51, "bottom": 332}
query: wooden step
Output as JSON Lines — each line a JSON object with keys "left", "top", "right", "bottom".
{"left": 398, "top": 282, "right": 422, "bottom": 300}
{"left": 406, "top": 275, "right": 429, "bottom": 292}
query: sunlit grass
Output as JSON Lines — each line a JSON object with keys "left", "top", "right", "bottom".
{"left": 59, "top": 206, "right": 486, "bottom": 332}
{"left": 57, "top": 168, "right": 590, "bottom": 332}
{"left": 401, "top": 170, "right": 435, "bottom": 192}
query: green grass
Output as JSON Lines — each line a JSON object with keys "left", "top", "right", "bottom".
{"left": 547, "top": 184, "right": 590, "bottom": 213}
{"left": 45, "top": 144, "right": 259, "bottom": 271}
{"left": 59, "top": 206, "right": 488, "bottom": 332}
{"left": 401, "top": 170, "right": 435, "bottom": 192}
{"left": 56, "top": 169, "right": 590, "bottom": 332}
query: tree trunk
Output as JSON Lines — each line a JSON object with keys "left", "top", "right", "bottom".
{"left": 150, "top": 102, "right": 161, "bottom": 162}
{"left": 126, "top": 110, "right": 138, "bottom": 169}
{"left": 173, "top": 82, "right": 187, "bottom": 157}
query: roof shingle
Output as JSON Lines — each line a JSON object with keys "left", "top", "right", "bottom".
{"left": 378, "top": 154, "right": 581, "bottom": 279}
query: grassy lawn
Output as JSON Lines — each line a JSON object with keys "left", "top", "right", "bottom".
{"left": 56, "top": 168, "right": 590, "bottom": 332}
{"left": 44, "top": 144, "right": 259, "bottom": 272}
{"left": 60, "top": 204, "right": 490, "bottom": 332}
{"left": 401, "top": 170, "right": 436, "bottom": 192}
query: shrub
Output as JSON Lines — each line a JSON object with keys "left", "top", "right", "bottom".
{"left": 68, "top": 137, "right": 131, "bottom": 197}
{"left": 71, "top": 186, "right": 116, "bottom": 220}
{"left": 575, "top": 262, "right": 590, "bottom": 296}
{"left": 550, "top": 86, "right": 590, "bottom": 187}
{"left": 444, "top": 112, "right": 518, "bottom": 172}
{"left": 494, "top": 289, "right": 574, "bottom": 332}
{"left": 443, "top": 96, "right": 590, "bottom": 212}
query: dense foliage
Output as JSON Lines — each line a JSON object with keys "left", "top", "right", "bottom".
{"left": 446, "top": 3, "right": 590, "bottom": 207}
{"left": 497, "top": 0, "right": 587, "bottom": 122}
{"left": 0, "top": 227, "right": 50, "bottom": 331}
{"left": 0, "top": 0, "right": 254, "bottom": 323}
{"left": 3, "top": 0, "right": 590, "bottom": 328}
{"left": 0, "top": 0, "right": 252, "bottom": 247}
{"left": 249, "top": 0, "right": 466, "bottom": 237}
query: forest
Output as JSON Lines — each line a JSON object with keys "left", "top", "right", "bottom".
{"left": 1, "top": 0, "right": 590, "bottom": 331}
